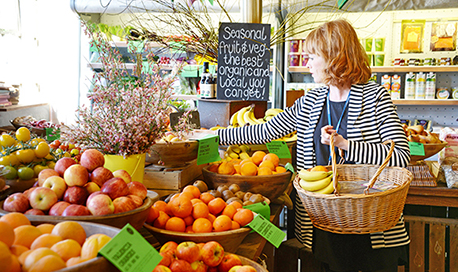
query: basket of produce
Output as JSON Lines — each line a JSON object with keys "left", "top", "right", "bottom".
{"left": 293, "top": 134, "right": 413, "bottom": 234}
{"left": 144, "top": 184, "right": 256, "bottom": 253}
{"left": 0, "top": 213, "right": 120, "bottom": 272}
{"left": 201, "top": 151, "right": 294, "bottom": 200}
{"left": 403, "top": 124, "right": 448, "bottom": 162}
{"left": 154, "top": 240, "right": 267, "bottom": 272}
{"left": 146, "top": 132, "right": 199, "bottom": 166}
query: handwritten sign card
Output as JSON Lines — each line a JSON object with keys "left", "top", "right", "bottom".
{"left": 217, "top": 23, "right": 271, "bottom": 101}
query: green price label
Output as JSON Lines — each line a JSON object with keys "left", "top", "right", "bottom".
{"left": 196, "top": 135, "right": 221, "bottom": 165}
{"left": 247, "top": 214, "right": 286, "bottom": 248}
{"left": 243, "top": 202, "right": 270, "bottom": 221}
{"left": 284, "top": 162, "right": 295, "bottom": 173}
{"left": 265, "top": 141, "right": 291, "bottom": 159}
{"left": 99, "top": 224, "right": 162, "bottom": 272}
{"left": 409, "top": 142, "right": 425, "bottom": 156}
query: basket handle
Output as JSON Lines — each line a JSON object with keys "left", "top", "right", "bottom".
{"left": 329, "top": 133, "right": 395, "bottom": 195}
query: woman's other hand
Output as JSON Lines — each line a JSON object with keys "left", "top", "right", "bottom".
{"left": 320, "top": 125, "right": 349, "bottom": 150}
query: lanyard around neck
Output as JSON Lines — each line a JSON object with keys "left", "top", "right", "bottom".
{"left": 326, "top": 90, "right": 351, "bottom": 163}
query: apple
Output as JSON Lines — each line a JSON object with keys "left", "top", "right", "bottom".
{"left": 63, "top": 186, "right": 89, "bottom": 205}
{"left": 233, "top": 266, "right": 256, "bottom": 272}
{"left": 153, "top": 265, "right": 172, "bottom": 272}
{"left": 3, "top": 193, "right": 30, "bottom": 213}
{"left": 24, "top": 209, "right": 45, "bottom": 215}
{"left": 54, "top": 157, "right": 77, "bottom": 176}
{"left": 23, "top": 187, "right": 37, "bottom": 199}
{"left": 64, "top": 164, "right": 89, "bottom": 187}
{"left": 80, "top": 149, "right": 105, "bottom": 172}
{"left": 227, "top": 266, "right": 242, "bottom": 272}
{"left": 160, "top": 241, "right": 178, "bottom": 254}
{"left": 48, "top": 201, "right": 71, "bottom": 216}
{"left": 127, "top": 181, "right": 147, "bottom": 199}
{"left": 201, "top": 241, "right": 225, "bottom": 267}
{"left": 38, "top": 169, "right": 59, "bottom": 186}
{"left": 217, "top": 254, "right": 242, "bottom": 272}
{"left": 176, "top": 241, "right": 201, "bottom": 264}
{"left": 209, "top": 267, "right": 218, "bottom": 272}
{"left": 112, "top": 196, "right": 137, "bottom": 214}
{"left": 84, "top": 182, "right": 100, "bottom": 194}
{"left": 113, "top": 169, "right": 132, "bottom": 184}
{"left": 62, "top": 204, "right": 91, "bottom": 216}
{"left": 157, "top": 251, "right": 174, "bottom": 267}
{"left": 86, "top": 191, "right": 105, "bottom": 206}
{"left": 42, "top": 176, "right": 67, "bottom": 199}
{"left": 170, "top": 259, "right": 192, "bottom": 272}
{"left": 127, "top": 194, "right": 143, "bottom": 208}
{"left": 87, "top": 194, "right": 115, "bottom": 216}
{"left": 191, "top": 260, "right": 208, "bottom": 272}
{"left": 89, "top": 167, "right": 114, "bottom": 187}
{"left": 28, "top": 187, "right": 58, "bottom": 211}
{"left": 100, "top": 177, "right": 130, "bottom": 200}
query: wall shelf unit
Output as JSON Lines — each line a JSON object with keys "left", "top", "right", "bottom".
{"left": 289, "top": 66, "right": 458, "bottom": 73}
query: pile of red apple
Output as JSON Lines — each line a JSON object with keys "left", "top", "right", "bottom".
{"left": 2, "top": 149, "right": 149, "bottom": 217}
{"left": 155, "top": 240, "right": 258, "bottom": 272}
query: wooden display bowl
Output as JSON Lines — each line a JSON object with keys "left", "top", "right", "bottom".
{"left": 232, "top": 254, "right": 268, "bottom": 272}
{"left": 5, "top": 178, "right": 36, "bottom": 194}
{"left": 143, "top": 224, "right": 251, "bottom": 253}
{"left": 147, "top": 140, "right": 199, "bottom": 166}
{"left": 410, "top": 141, "right": 448, "bottom": 163}
{"left": 202, "top": 165, "right": 294, "bottom": 200}
{"left": 0, "top": 197, "right": 153, "bottom": 230}
{"left": 28, "top": 219, "right": 120, "bottom": 272}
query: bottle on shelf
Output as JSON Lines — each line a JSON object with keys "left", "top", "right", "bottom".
{"left": 405, "top": 72, "right": 416, "bottom": 99}
{"left": 415, "top": 72, "right": 426, "bottom": 99}
{"left": 425, "top": 72, "right": 436, "bottom": 99}
{"left": 200, "top": 62, "right": 216, "bottom": 99}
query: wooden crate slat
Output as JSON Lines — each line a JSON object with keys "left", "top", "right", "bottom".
{"left": 409, "top": 219, "right": 425, "bottom": 272}
{"left": 451, "top": 225, "right": 458, "bottom": 272}
{"left": 429, "top": 223, "right": 446, "bottom": 271}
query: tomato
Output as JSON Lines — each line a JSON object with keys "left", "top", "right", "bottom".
{"left": 70, "top": 149, "right": 80, "bottom": 156}
{"left": 0, "top": 156, "right": 11, "bottom": 166}
{"left": 35, "top": 138, "right": 46, "bottom": 143}
{"left": 44, "top": 154, "right": 54, "bottom": 161}
{"left": 16, "top": 127, "right": 31, "bottom": 142}
{"left": 2, "top": 166, "right": 18, "bottom": 180}
{"left": 49, "top": 142, "right": 59, "bottom": 149}
{"left": 33, "top": 164, "right": 49, "bottom": 177}
{"left": 59, "top": 145, "right": 68, "bottom": 151}
{"left": 0, "top": 134, "right": 16, "bottom": 147}
{"left": 63, "top": 152, "right": 71, "bottom": 158}
{"left": 8, "top": 154, "right": 19, "bottom": 166}
{"left": 68, "top": 143, "right": 75, "bottom": 150}
{"left": 29, "top": 139, "right": 40, "bottom": 147}
{"left": 15, "top": 149, "right": 35, "bottom": 164}
{"left": 35, "top": 142, "right": 50, "bottom": 158}
{"left": 47, "top": 161, "right": 56, "bottom": 170}
{"left": 17, "top": 166, "right": 34, "bottom": 180}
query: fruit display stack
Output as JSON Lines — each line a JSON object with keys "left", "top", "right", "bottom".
{"left": 213, "top": 151, "right": 287, "bottom": 176}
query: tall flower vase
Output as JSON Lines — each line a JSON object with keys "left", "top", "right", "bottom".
{"left": 104, "top": 153, "right": 146, "bottom": 183}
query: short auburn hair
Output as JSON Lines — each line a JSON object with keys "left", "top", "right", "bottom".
{"left": 303, "top": 19, "right": 371, "bottom": 86}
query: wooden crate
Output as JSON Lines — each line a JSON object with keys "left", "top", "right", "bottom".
{"left": 143, "top": 160, "right": 206, "bottom": 198}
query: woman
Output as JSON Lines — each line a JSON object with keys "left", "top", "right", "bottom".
{"left": 208, "top": 19, "right": 410, "bottom": 271}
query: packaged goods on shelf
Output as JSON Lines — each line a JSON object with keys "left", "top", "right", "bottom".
{"left": 415, "top": 72, "right": 426, "bottom": 99}
{"left": 391, "top": 75, "right": 401, "bottom": 99}
{"left": 381, "top": 74, "right": 391, "bottom": 92}
{"left": 438, "top": 127, "right": 458, "bottom": 188}
{"left": 289, "top": 53, "right": 300, "bottom": 67}
{"left": 405, "top": 72, "right": 416, "bottom": 99}
{"left": 437, "top": 87, "right": 450, "bottom": 99}
{"left": 452, "top": 87, "right": 458, "bottom": 99}
{"left": 425, "top": 72, "right": 436, "bottom": 99}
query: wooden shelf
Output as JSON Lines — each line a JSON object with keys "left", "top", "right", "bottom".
{"left": 289, "top": 66, "right": 458, "bottom": 73}
{"left": 0, "top": 103, "right": 48, "bottom": 112}
{"left": 393, "top": 99, "right": 458, "bottom": 105}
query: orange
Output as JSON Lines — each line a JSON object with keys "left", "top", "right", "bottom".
{"left": 9, "top": 254, "right": 21, "bottom": 272}
{"left": 28, "top": 254, "right": 66, "bottom": 272}
{"left": 18, "top": 249, "right": 33, "bottom": 265}
{"left": 183, "top": 215, "right": 194, "bottom": 226}
{"left": 164, "top": 202, "right": 174, "bottom": 217}
{"left": 213, "top": 215, "right": 232, "bottom": 232}
{"left": 240, "top": 162, "right": 258, "bottom": 176}
{"left": 169, "top": 196, "right": 193, "bottom": 218}
{"left": 240, "top": 158, "right": 253, "bottom": 165}
{"left": 190, "top": 198, "right": 204, "bottom": 206}
{"left": 200, "top": 192, "right": 215, "bottom": 204}
{"left": 30, "top": 234, "right": 63, "bottom": 250}
{"left": 13, "top": 225, "right": 42, "bottom": 248}
{"left": 0, "top": 221, "right": 15, "bottom": 247}
{"left": 259, "top": 160, "right": 275, "bottom": 171}
{"left": 35, "top": 224, "right": 54, "bottom": 234}
{"left": 217, "top": 161, "right": 236, "bottom": 175}
{"left": 228, "top": 158, "right": 241, "bottom": 165}
{"left": 66, "top": 256, "right": 87, "bottom": 267}
{"left": 275, "top": 166, "right": 287, "bottom": 173}
{"left": 222, "top": 204, "right": 237, "bottom": 219}
{"left": 81, "top": 234, "right": 111, "bottom": 260}
{"left": 23, "top": 247, "right": 60, "bottom": 272}
{"left": 257, "top": 166, "right": 273, "bottom": 176}
{"left": 207, "top": 213, "right": 216, "bottom": 224}
{"left": 192, "top": 218, "right": 213, "bottom": 233}
{"left": 192, "top": 202, "right": 210, "bottom": 219}
{"left": 185, "top": 225, "right": 194, "bottom": 233}
{"left": 0, "top": 241, "right": 12, "bottom": 272}
{"left": 0, "top": 212, "right": 31, "bottom": 229}
{"left": 208, "top": 163, "right": 219, "bottom": 173}
{"left": 10, "top": 245, "right": 28, "bottom": 257}
{"left": 165, "top": 217, "right": 186, "bottom": 232}
{"left": 311, "top": 165, "right": 327, "bottom": 172}
{"left": 208, "top": 197, "right": 227, "bottom": 215}
{"left": 146, "top": 206, "right": 160, "bottom": 224}
{"left": 233, "top": 208, "right": 254, "bottom": 227}
{"left": 153, "top": 211, "right": 170, "bottom": 229}
{"left": 51, "top": 239, "right": 82, "bottom": 262}
{"left": 179, "top": 191, "right": 195, "bottom": 200}
{"left": 153, "top": 200, "right": 168, "bottom": 213}
{"left": 233, "top": 164, "right": 242, "bottom": 174}
{"left": 182, "top": 185, "right": 201, "bottom": 199}
{"left": 51, "top": 221, "right": 86, "bottom": 246}
{"left": 251, "top": 151, "right": 266, "bottom": 166}
{"left": 231, "top": 220, "right": 241, "bottom": 230}
{"left": 229, "top": 201, "right": 243, "bottom": 210}
{"left": 263, "top": 153, "right": 280, "bottom": 167}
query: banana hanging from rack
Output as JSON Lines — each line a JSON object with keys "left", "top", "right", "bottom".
{"left": 236, "top": 106, "right": 251, "bottom": 127}
{"left": 243, "top": 107, "right": 260, "bottom": 126}
{"left": 299, "top": 175, "right": 333, "bottom": 192}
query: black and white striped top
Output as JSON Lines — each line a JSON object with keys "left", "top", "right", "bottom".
{"left": 217, "top": 82, "right": 411, "bottom": 249}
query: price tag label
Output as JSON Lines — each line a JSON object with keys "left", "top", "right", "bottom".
{"left": 284, "top": 162, "right": 295, "bottom": 173}
{"left": 243, "top": 202, "right": 270, "bottom": 220}
{"left": 265, "top": 141, "right": 291, "bottom": 159}
{"left": 247, "top": 214, "right": 286, "bottom": 248}
{"left": 99, "top": 224, "right": 162, "bottom": 272}
{"left": 196, "top": 135, "right": 221, "bottom": 165}
{"left": 409, "top": 142, "right": 425, "bottom": 156}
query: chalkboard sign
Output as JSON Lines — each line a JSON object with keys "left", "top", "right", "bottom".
{"left": 217, "top": 23, "right": 271, "bottom": 101}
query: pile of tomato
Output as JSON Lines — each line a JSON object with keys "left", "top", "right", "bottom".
{"left": 0, "top": 127, "right": 81, "bottom": 180}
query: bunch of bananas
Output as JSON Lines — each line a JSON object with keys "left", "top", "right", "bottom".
{"left": 263, "top": 108, "right": 284, "bottom": 122}
{"left": 298, "top": 169, "right": 336, "bottom": 194}
{"left": 229, "top": 105, "right": 265, "bottom": 127}
{"left": 223, "top": 144, "right": 251, "bottom": 161}
{"left": 272, "top": 191, "right": 294, "bottom": 210}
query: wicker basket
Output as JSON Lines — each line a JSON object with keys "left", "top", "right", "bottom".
{"left": 294, "top": 135, "right": 413, "bottom": 234}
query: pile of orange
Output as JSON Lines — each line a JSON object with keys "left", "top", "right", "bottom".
{"left": 210, "top": 151, "right": 287, "bottom": 176}
{"left": 146, "top": 185, "right": 254, "bottom": 233}
{"left": 0, "top": 212, "right": 111, "bottom": 272}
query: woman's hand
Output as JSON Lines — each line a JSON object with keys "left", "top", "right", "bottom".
{"left": 320, "top": 125, "right": 349, "bottom": 150}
